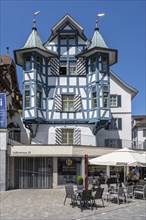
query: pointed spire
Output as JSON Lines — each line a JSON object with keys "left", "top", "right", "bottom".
{"left": 88, "top": 27, "right": 108, "bottom": 49}
{"left": 22, "top": 11, "right": 46, "bottom": 51}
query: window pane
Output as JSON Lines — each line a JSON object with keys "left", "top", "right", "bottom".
{"left": 69, "top": 36, "right": 75, "bottom": 45}
{"left": 62, "top": 95, "right": 74, "bottom": 112}
{"left": 25, "top": 57, "right": 31, "bottom": 71}
{"left": 25, "top": 90, "right": 30, "bottom": 108}
{"left": 62, "top": 129, "right": 74, "bottom": 144}
{"left": 60, "top": 36, "right": 67, "bottom": 45}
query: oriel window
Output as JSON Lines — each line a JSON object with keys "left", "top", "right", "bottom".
{"left": 62, "top": 95, "right": 74, "bottom": 112}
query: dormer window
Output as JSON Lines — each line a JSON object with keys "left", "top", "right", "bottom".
{"left": 60, "top": 36, "right": 67, "bottom": 45}
{"left": 69, "top": 36, "right": 75, "bottom": 45}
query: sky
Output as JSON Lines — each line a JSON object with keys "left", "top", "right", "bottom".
{"left": 0, "top": 0, "right": 145, "bottom": 116}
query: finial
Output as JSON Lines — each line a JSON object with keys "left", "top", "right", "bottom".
{"left": 33, "top": 11, "right": 40, "bottom": 30}
{"left": 6, "top": 47, "right": 9, "bottom": 55}
{"left": 96, "top": 13, "right": 105, "bottom": 28}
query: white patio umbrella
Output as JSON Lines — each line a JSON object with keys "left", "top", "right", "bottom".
{"left": 89, "top": 148, "right": 146, "bottom": 167}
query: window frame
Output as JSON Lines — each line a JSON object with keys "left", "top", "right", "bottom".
{"left": 62, "top": 95, "right": 75, "bottom": 112}
{"left": 24, "top": 85, "right": 31, "bottom": 108}
{"left": 36, "top": 85, "right": 42, "bottom": 108}
{"left": 25, "top": 56, "right": 32, "bottom": 71}
{"left": 62, "top": 129, "right": 74, "bottom": 145}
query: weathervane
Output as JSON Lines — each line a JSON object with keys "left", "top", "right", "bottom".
{"left": 33, "top": 11, "right": 40, "bottom": 28}
{"left": 96, "top": 13, "right": 105, "bottom": 28}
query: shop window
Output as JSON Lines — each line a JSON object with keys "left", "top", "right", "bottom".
{"left": 25, "top": 85, "right": 30, "bottom": 108}
{"left": 62, "top": 129, "right": 74, "bottom": 144}
{"left": 62, "top": 95, "right": 74, "bottom": 112}
{"left": 25, "top": 56, "right": 31, "bottom": 71}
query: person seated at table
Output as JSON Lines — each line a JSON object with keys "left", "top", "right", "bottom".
{"left": 126, "top": 168, "right": 134, "bottom": 186}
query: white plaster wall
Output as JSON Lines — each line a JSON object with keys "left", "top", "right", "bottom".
{"left": 137, "top": 127, "right": 146, "bottom": 142}
{"left": 31, "top": 124, "right": 96, "bottom": 146}
{"left": 110, "top": 76, "right": 132, "bottom": 113}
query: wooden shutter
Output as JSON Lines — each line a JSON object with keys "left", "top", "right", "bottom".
{"left": 55, "top": 128, "right": 62, "bottom": 144}
{"left": 54, "top": 94, "right": 62, "bottom": 112}
{"left": 74, "top": 128, "right": 81, "bottom": 145}
{"left": 74, "top": 95, "right": 81, "bottom": 111}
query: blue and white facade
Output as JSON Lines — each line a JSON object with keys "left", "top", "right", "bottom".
{"left": 8, "top": 14, "right": 138, "bottom": 189}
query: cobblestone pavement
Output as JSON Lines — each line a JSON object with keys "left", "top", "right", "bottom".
{"left": 0, "top": 189, "right": 146, "bottom": 220}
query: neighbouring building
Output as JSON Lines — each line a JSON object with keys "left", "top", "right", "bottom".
{"left": 132, "top": 115, "right": 146, "bottom": 150}
{"left": 0, "top": 53, "right": 29, "bottom": 191}
{"left": 5, "top": 14, "right": 143, "bottom": 190}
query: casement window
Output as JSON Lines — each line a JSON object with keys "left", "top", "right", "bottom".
{"left": 55, "top": 94, "right": 81, "bottom": 112}
{"left": 25, "top": 85, "right": 31, "bottom": 108}
{"left": 92, "top": 86, "right": 97, "bottom": 108}
{"left": 36, "top": 85, "right": 42, "bottom": 108}
{"left": 62, "top": 95, "right": 74, "bottom": 112}
{"left": 55, "top": 128, "right": 81, "bottom": 145}
{"left": 91, "top": 57, "right": 96, "bottom": 72}
{"left": 105, "top": 139, "right": 122, "bottom": 148}
{"left": 103, "top": 92, "right": 108, "bottom": 108}
{"left": 60, "top": 61, "right": 67, "bottom": 75}
{"left": 36, "top": 56, "right": 42, "bottom": 73}
{"left": 25, "top": 56, "right": 31, "bottom": 71}
{"left": 62, "top": 129, "right": 74, "bottom": 144}
{"left": 69, "top": 36, "right": 75, "bottom": 45}
{"left": 99, "top": 56, "right": 108, "bottom": 72}
{"left": 143, "top": 129, "right": 146, "bottom": 137}
{"left": 60, "top": 36, "right": 67, "bottom": 45}
{"left": 107, "top": 118, "right": 122, "bottom": 130}
{"left": 110, "top": 95, "right": 121, "bottom": 107}
{"left": 69, "top": 61, "right": 77, "bottom": 75}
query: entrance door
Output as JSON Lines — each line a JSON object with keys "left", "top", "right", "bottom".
{"left": 14, "top": 157, "right": 53, "bottom": 189}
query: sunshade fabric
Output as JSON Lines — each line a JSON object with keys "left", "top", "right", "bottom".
{"left": 89, "top": 148, "right": 146, "bottom": 167}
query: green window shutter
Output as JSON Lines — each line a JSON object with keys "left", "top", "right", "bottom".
{"left": 55, "top": 128, "right": 62, "bottom": 144}
{"left": 55, "top": 94, "right": 62, "bottom": 112}
{"left": 74, "top": 128, "right": 81, "bottom": 145}
{"left": 74, "top": 95, "right": 81, "bottom": 111}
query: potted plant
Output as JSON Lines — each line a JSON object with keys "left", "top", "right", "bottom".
{"left": 76, "top": 175, "right": 83, "bottom": 185}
